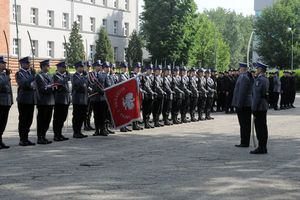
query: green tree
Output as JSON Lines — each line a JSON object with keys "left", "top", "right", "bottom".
{"left": 94, "top": 27, "right": 114, "bottom": 63}
{"left": 67, "top": 22, "right": 85, "bottom": 66}
{"left": 188, "top": 14, "right": 230, "bottom": 71}
{"left": 126, "top": 30, "right": 143, "bottom": 66}
{"left": 255, "top": 0, "right": 300, "bottom": 68}
{"left": 141, "top": 0, "right": 197, "bottom": 65}
{"left": 205, "top": 8, "right": 253, "bottom": 67}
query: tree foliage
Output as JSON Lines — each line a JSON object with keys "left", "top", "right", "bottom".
{"left": 205, "top": 8, "right": 253, "bottom": 68}
{"left": 188, "top": 14, "right": 230, "bottom": 71}
{"left": 94, "top": 27, "right": 114, "bottom": 63}
{"left": 141, "top": 0, "right": 197, "bottom": 65}
{"left": 126, "top": 30, "right": 143, "bottom": 66}
{"left": 67, "top": 22, "right": 85, "bottom": 66}
{"left": 255, "top": 0, "right": 300, "bottom": 68}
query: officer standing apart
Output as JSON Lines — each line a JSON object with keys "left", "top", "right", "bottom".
{"left": 232, "top": 62, "right": 253, "bottom": 148}
{"left": 16, "top": 57, "right": 36, "bottom": 146}
{"left": 251, "top": 62, "right": 269, "bottom": 154}
{"left": 35, "top": 60, "right": 55, "bottom": 144}
{"left": 72, "top": 61, "right": 89, "bottom": 139}
{"left": 0, "top": 56, "right": 13, "bottom": 149}
{"left": 52, "top": 61, "right": 70, "bottom": 141}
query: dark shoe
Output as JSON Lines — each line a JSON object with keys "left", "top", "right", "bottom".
{"left": 191, "top": 118, "right": 198, "bottom": 122}
{"left": 206, "top": 116, "right": 214, "bottom": 120}
{"left": 73, "top": 133, "right": 88, "bottom": 139}
{"left": 126, "top": 127, "right": 132, "bottom": 132}
{"left": 54, "top": 136, "right": 63, "bottom": 142}
{"left": 120, "top": 127, "right": 128, "bottom": 132}
{"left": 100, "top": 129, "right": 109, "bottom": 136}
{"left": 44, "top": 138, "right": 52, "bottom": 144}
{"left": 26, "top": 140, "right": 36, "bottom": 146}
{"left": 19, "top": 141, "right": 28, "bottom": 146}
{"left": 60, "top": 135, "right": 69, "bottom": 141}
{"left": 250, "top": 148, "right": 268, "bottom": 154}
{"left": 84, "top": 125, "right": 91, "bottom": 131}
{"left": 37, "top": 138, "right": 48, "bottom": 145}
{"left": 235, "top": 144, "right": 249, "bottom": 148}
{"left": 93, "top": 130, "right": 101, "bottom": 136}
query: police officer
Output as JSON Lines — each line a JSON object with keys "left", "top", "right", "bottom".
{"left": 251, "top": 62, "right": 269, "bottom": 154}
{"left": 197, "top": 68, "right": 208, "bottom": 121}
{"left": 280, "top": 71, "right": 289, "bottom": 109}
{"left": 204, "top": 69, "right": 215, "bottom": 120}
{"left": 272, "top": 71, "right": 281, "bottom": 110}
{"left": 142, "top": 65, "right": 155, "bottom": 129}
{"left": 84, "top": 61, "right": 95, "bottom": 131}
{"left": 72, "top": 61, "right": 88, "bottom": 138}
{"left": 95, "top": 61, "right": 112, "bottom": 136}
{"left": 232, "top": 62, "right": 253, "bottom": 148}
{"left": 171, "top": 66, "right": 184, "bottom": 124}
{"left": 162, "top": 65, "right": 174, "bottom": 126}
{"left": 130, "top": 62, "right": 144, "bottom": 130}
{"left": 16, "top": 57, "right": 36, "bottom": 146}
{"left": 0, "top": 56, "right": 13, "bottom": 149}
{"left": 188, "top": 67, "right": 199, "bottom": 122}
{"left": 87, "top": 60, "right": 103, "bottom": 136}
{"left": 35, "top": 60, "right": 55, "bottom": 144}
{"left": 119, "top": 62, "right": 132, "bottom": 132}
{"left": 152, "top": 65, "right": 166, "bottom": 127}
{"left": 179, "top": 66, "right": 192, "bottom": 123}
{"left": 52, "top": 61, "right": 70, "bottom": 141}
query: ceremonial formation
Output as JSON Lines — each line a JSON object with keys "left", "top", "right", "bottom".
{"left": 0, "top": 56, "right": 297, "bottom": 154}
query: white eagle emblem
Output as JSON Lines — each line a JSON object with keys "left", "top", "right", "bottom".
{"left": 123, "top": 93, "right": 135, "bottom": 110}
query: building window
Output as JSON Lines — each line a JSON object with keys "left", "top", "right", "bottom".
{"left": 90, "top": 0, "right": 95, "bottom": 4}
{"left": 62, "top": 43, "right": 67, "bottom": 58}
{"left": 102, "top": 19, "right": 107, "bottom": 29}
{"left": 77, "top": 15, "right": 83, "bottom": 31}
{"left": 103, "top": 0, "right": 107, "bottom": 6}
{"left": 47, "top": 41, "right": 54, "bottom": 58}
{"left": 90, "top": 17, "right": 95, "bottom": 32}
{"left": 124, "top": 23, "right": 129, "bottom": 36}
{"left": 13, "top": 39, "right": 20, "bottom": 56}
{"left": 30, "top": 8, "right": 38, "bottom": 25}
{"left": 62, "top": 13, "right": 69, "bottom": 29}
{"left": 114, "top": 47, "right": 118, "bottom": 61}
{"left": 113, "top": 21, "right": 118, "bottom": 35}
{"left": 125, "top": 0, "right": 129, "bottom": 10}
{"left": 47, "top": 10, "right": 54, "bottom": 27}
{"left": 114, "top": 0, "right": 118, "bottom": 8}
{"left": 13, "top": 5, "right": 21, "bottom": 23}
{"left": 90, "top": 45, "right": 95, "bottom": 59}
{"left": 32, "top": 40, "right": 38, "bottom": 57}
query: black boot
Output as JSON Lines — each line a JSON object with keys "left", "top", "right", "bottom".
{"left": 100, "top": 128, "right": 109, "bottom": 136}
{"left": 132, "top": 122, "right": 142, "bottom": 130}
{"left": 84, "top": 121, "right": 91, "bottom": 131}
{"left": 93, "top": 129, "right": 101, "bottom": 136}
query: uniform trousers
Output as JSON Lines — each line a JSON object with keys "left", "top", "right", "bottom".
{"left": 253, "top": 111, "right": 268, "bottom": 149}
{"left": 0, "top": 105, "right": 11, "bottom": 135}
{"left": 53, "top": 104, "right": 69, "bottom": 136}
{"left": 236, "top": 107, "right": 251, "bottom": 146}
{"left": 72, "top": 105, "right": 87, "bottom": 134}
{"left": 37, "top": 105, "right": 54, "bottom": 139}
{"left": 18, "top": 104, "right": 35, "bottom": 142}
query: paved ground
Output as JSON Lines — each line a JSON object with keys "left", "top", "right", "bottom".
{"left": 0, "top": 93, "right": 300, "bottom": 200}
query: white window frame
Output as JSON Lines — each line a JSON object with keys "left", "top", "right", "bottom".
{"left": 47, "top": 41, "right": 54, "bottom": 58}
{"left": 13, "top": 39, "right": 20, "bottom": 56}
{"left": 113, "top": 21, "right": 118, "bottom": 35}
{"left": 62, "top": 13, "right": 69, "bottom": 29}
{"left": 30, "top": 8, "right": 38, "bottom": 25}
{"left": 47, "top": 10, "right": 54, "bottom": 27}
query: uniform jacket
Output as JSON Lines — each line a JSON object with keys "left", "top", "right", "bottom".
{"left": 119, "top": 72, "right": 130, "bottom": 83}
{"left": 205, "top": 77, "right": 216, "bottom": 98}
{"left": 143, "top": 74, "right": 155, "bottom": 99}
{"left": 178, "top": 75, "right": 191, "bottom": 99}
{"left": 273, "top": 75, "right": 281, "bottom": 93}
{"left": 87, "top": 71, "right": 102, "bottom": 102}
{"left": 16, "top": 68, "right": 36, "bottom": 104}
{"left": 0, "top": 71, "right": 13, "bottom": 106}
{"left": 53, "top": 71, "right": 71, "bottom": 105}
{"left": 163, "top": 76, "right": 173, "bottom": 100}
{"left": 98, "top": 72, "right": 112, "bottom": 101}
{"left": 232, "top": 72, "right": 253, "bottom": 108}
{"left": 197, "top": 76, "right": 208, "bottom": 98}
{"left": 252, "top": 74, "right": 269, "bottom": 112}
{"left": 188, "top": 75, "right": 199, "bottom": 98}
{"left": 35, "top": 72, "right": 55, "bottom": 106}
{"left": 72, "top": 72, "right": 88, "bottom": 105}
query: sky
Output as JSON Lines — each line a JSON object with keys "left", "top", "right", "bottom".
{"left": 139, "top": 0, "right": 255, "bottom": 16}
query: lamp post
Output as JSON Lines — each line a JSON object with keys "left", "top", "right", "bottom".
{"left": 287, "top": 27, "right": 294, "bottom": 70}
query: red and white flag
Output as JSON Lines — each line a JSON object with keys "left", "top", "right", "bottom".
{"left": 104, "top": 78, "right": 141, "bottom": 128}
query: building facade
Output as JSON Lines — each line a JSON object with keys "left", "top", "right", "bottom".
{"left": 253, "top": 0, "right": 277, "bottom": 62}
{"left": 0, "top": 0, "right": 139, "bottom": 63}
